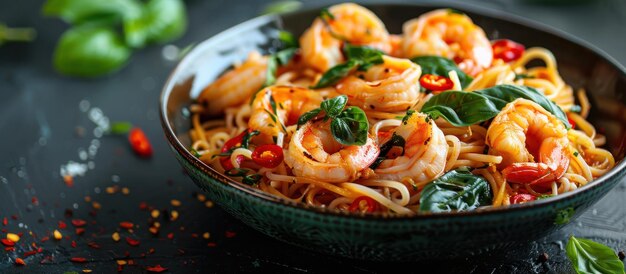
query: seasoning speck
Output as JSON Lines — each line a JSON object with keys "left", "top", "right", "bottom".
{"left": 170, "top": 199, "right": 181, "bottom": 207}
{"left": 619, "top": 250, "right": 625, "bottom": 260}
{"left": 112, "top": 232, "right": 120, "bottom": 242}
{"left": 53, "top": 229, "right": 62, "bottom": 240}
{"left": 538, "top": 252, "right": 549, "bottom": 262}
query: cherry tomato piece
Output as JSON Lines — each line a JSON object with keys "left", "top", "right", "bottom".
{"left": 129, "top": 128, "right": 152, "bottom": 158}
{"left": 349, "top": 196, "right": 378, "bottom": 213}
{"left": 251, "top": 144, "right": 284, "bottom": 169}
{"left": 419, "top": 74, "right": 454, "bottom": 92}
{"left": 492, "top": 39, "right": 525, "bottom": 62}
{"left": 510, "top": 193, "right": 537, "bottom": 205}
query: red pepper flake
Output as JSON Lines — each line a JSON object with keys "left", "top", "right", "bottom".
{"left": 225, "top": 231, "right": 236, "bottom": 238}
{"left": 207, "top": 242, "right": 217, "bottom": 247}
{"left": 1, "top": 238, "right": 15, "bottom": 247}
{"left": 167, "top": 233, "right": 173, "bottom": 240}
{"left": 58, "top": 220, "right": 67, "bottom": 229}
{"left": 14, "top": 257, "right": 25, "bottom": 266}
{"left": 2, "top": 217, "right": 7, "bottom": 226}
{"left": 5, "top": 246, "right": 15, "bottom": 251}
{"left": 87, "top": 242, "right": 100, "bottom": 249}
{"left": 125, "top": 237, "right": 140, "bottom": 247}
{"left": 148, "top": 248, "right": 155, "bottom": 254}
{"left": 63, "top": 175, "right": 74, "bottom": 187}
{"left": 191, "top": 233, "right": 198, "bottom": 238}
{"left": 37, "top": 247, "right": 43, "bottom": 253}
{"left": 11, "top": 215, "right": 18, "bottom": 220}
{"left": 146, "top": 265, "right": 168, "bottom": 273}
{"left": 31, "top": 197, "right": 39, "bottom": 205}
{"left": 139, "top": 202, "right": 148, "bottom": 210}
{"left": 40, "top": 236, "right": 49, "bottom": 242}
{"left": 76, "top": 228, "right": 85, "bottom": 236}
{"left": 117, "top": 264, "right": 124, "bottom": 272}
{"left": 23, "top": 250, "right": 38, "bottom": 257}
{"left": 70, "top": 257, "right": 88, "bottom": 263}
{"left": 72, "top": 219, "right": 87, "bottom": 227}
{"left": 119, "top": 222, "right": 134, "bottom": 229}
{"left": 177, "top": 248, "right": 185, "bottom": 255}
{"left": 71, "top": 240, "right": 77, "bottom": 248}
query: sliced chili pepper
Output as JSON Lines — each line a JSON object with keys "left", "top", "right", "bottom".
{"left": 348, "top": 196, "right": 378, "bottom": 213}
{"left": 128, "top": 128, "right": 153, "bottom": 158}
{"left": 146, "top": 265, "right": 168, "bottom": 273}
{"left": 510, "top": 193, "right": 537, "bottom": 204}
{"left": 58, "top": 220, "right": 67, "bottom": 229}
{"left": 251, "top": 144, "right": 284, "bottom": 168}
{"left": 71, "top": 219, "right": 87, "bottom": 227}
{"left": 419, "top": 74, "right": 453, "bottom": 92}
{"left": 492, "top": 39, "right": 525, "bottom": 62}
{"left": 219, "top": 129, "right": 250, "bottom": 170}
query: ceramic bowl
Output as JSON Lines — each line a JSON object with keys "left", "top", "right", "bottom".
{"left": 160, "top": 3, "right": 626, "bottom": 261}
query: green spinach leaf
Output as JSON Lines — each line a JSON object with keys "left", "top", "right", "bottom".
{"left": 124, "top": 0, "right": 187, "bottom": 48}
{"left": 419, "top": 168, "right": 492, "bottom": 212}
{"left": 566, "top": 236, "right": 625, "bottom": 274}
{"left": 421, "top": 91, "right": 500, "bottom": 127}
{"left": 474, "top": 84, "right": 570, "bottom": 129}
{"left": 53, "top": 25, "right": 131, "bottom": 77}
{"left": 411, "top": 56, "right": 473, "bottom": 89}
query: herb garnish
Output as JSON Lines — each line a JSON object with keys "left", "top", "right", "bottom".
{"left": 419, "top": 167, "right": 492, "bottom": 212}
{"left": 297, "top": 95, "right": 369, "bottom": 146}
{"left": 566, "top": 236, "right": 625, "bottom": 274}
{"left": 312, "top": 44, "right": 384, "bottom": 89}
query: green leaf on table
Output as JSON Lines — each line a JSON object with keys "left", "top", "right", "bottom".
{"left": 331, "top": 106, "right": 369, "bottom": 146}
{"left": 43, "top": 0, "right": 141, "bottom": 25}
{"left": 53, "top": 25, "right": 131, "bottom": 77}
{"left": 421, "top": 91, "right": 500, "bottom": 127}
{"left": 474, "top": 84, "right": 570, "bottom": 129}
{"left": 566, "top": 236, "right": 625, "bottom": 274}
{"left": 419, "top": 168, "right": 492, "bottom": 212}
{"left": 411, "top": 56, "right": 473, "bottom": 89}
{"left": 124, "top": 0, "right": 187, "bottom": 48}
{"left": 261, "top": 0, "right": 302, "bottom": 15}
{"left": 109, "top": 121, "right": 133, "bottom": 134}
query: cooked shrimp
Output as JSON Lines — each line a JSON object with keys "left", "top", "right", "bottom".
{"left": 486, "top": 99, "right": 570, "bottom": 187}
{"left": 285, "top": 121, "right": 379, "bottom": 182}
{"left": 300, "top": 3, "right": 391, "bottom": 72}
{"left": 335, "top": 55, "right": 423, "bottom": 112}
{"left": 374, "top": 112, "right": 448, "bottom": 183}
{"left": 402, "top": 9, "right": 493, "bottom": 76}
{"left": 198, "top": 51, "right": 267, "bottom": 115}
{"left": 249, "top": 86, "right": 323, "bottom": 142}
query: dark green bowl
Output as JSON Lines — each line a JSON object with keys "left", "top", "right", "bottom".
{"left": 160, "top": 3, "right": 626, "bottom": 261}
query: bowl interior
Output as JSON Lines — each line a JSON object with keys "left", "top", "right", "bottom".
{"left": 162, "top": 3, "right": 626, "bottom": 213}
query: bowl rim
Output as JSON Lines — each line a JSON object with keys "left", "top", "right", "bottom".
{"left": 160, "top": 1, "right": 626, "bottom": 220}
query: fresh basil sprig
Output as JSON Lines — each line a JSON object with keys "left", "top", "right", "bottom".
{"left": 419, "top": 167, "right": 492, "bottom": 212}
{"left": 411, "top": 56, "right": 473, "bottom": 89}
{"left": 43, "top": 0, "right": 187, "bottom": 77}
{"left": 264, "top": 31, "right": 299, "bottom": 87}
{"left": 297, "top": 95, "right": 369, "bottom": 146}
{"left": 421, "top": 85, "right": 571, "bottom": 128}
{"left": 312, "top": 44, "right": 384, "bottom": 89}
{"left": 566, "top": 236, "right": 625, "bottom": 274}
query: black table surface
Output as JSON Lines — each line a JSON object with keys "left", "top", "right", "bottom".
{"left": 1, "top": 0, "right": 626, "bottom": 273}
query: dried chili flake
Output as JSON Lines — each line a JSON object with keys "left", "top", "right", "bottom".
{"left": 196, "top": 193, "right": 206, "bottom": 202}
{"left": 170, "top": 199, "right": 181, "bottom": 207}
{"left": 2, "top": 217, "right": 7, "bottom": 226}
{"left": 75, "top": 228, "right": 85, "bottom": 235}
{"left": 177, "top": 249, "right": 185, "bottom": 255}
{"left": 121, "top": 187, "right": 130, "bottom": 195}
{"left": 117, "top": 260, "right": 127, "bottom": 265}
{"left": 63, "top": 175, "right": 74, "bottom": 187}
{"left": 139, "top": 202, "right": 148, "bottom": 210}
{"left": 150, "top": 210, "right": 160, "bottom": 218}
{"left": 31, "top": 197, "right": 39, "bottom": 205}
{"left": 70, "top": 240, "right": 76, "bottom": 248}
{"left": 11, "top": 215, "right": 18, "bottom": 220}
{"left": 14, "top": 257, "right": 25, "bottom": 266}
{"left": 40, "top": 236, "right": 49, "bottom": 242}
{"left": 64, "top": 209, "right": 74, "bottom": 218}
{"left": 191, "top": 233, "right": 198, "bottom": 238}
{"left": 91, "top": 202, "right": 101, "bottom": 210}
{"left": 58, "top": 221, "right": 67, "bottom": 229}
{"left": 112, "top": 232, "right": 120, "bottom": 242}
{"left": 117, "top": 264, "right": 124, "bottom": 272}
{"left": 37, "top": 247, "right": 43, "bottom": 253}
{"left": 1, "top": 238, "right": 15, "bottom": 247}
{"left": 23, "top": 250, "right": 37, "bottom": 257}
{"left": 125, "top": 237, "right": 140, "bottom": 246}
{"left": 149, "top": 227, "right": 158, "bottom": 235}
{"left": 72, "top": 219, "right": 87, "bottom": 227}
{"left": 53, "top": 230, "right": 62, "bottom": 240}
{"left": 146, "top": 264, "right": 168, "bottom": 272}
{"left": 70, "top": 257, "right": 88, "bottom": 263}
{"left": 170, "top": 210, "right": 179, "bottom": 221}
{"left": 87, "top": 242, "right": 100, "bottom": 249}
{"left": 119, "top": 222, "right": 134, "bottom": 229}
{"left": 225, "top": 231, "right": 236, "bottom": 238}
{"left": 148, "top": 248, "right": 155, "bottom": 254}
{"left": 5, "top": 246, "right": 15, "bottom": 251}
{"left": 202, "top": 232, "right": 210, "bottom": 239}
{"left": 207, "top": 242, "right": 217, "bottom": 247}
{"left": 167, "top": 233, "right": 173, "bottom": 240}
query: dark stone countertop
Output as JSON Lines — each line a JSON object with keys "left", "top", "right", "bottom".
{"left": 1, "top": 0, "right": 625, "bottom": 273}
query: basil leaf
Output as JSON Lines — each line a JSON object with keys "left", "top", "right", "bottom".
{"left": 411, "top": 56, "right": 473, "bottom": 89}
{"left": 43, "top": 0, "right": 141, "bottom": 25}
{"left": 278, "top": 30, "right": 299, "bottom": 48}
{"left": 265, "top": 47, "right": 297, "bottom": 87}
{"left": 419, "top": 168, "right": 492, "bottom": 212}
{"left": 53, "top": 25, "right": 131, "bottom": 77}
{"left": 312, "top": 59, "right": 358, "bottom": 89}
{"left": 320, "top": 8, "right": 334, "bottom": 20}
{"left": 321, "top": 95, "right": 348, "bottom": 118}
{"left": 474, "top": 84, "right": 570, "bottom": 129}
{"left": 421, "top": 91, "right": 500, "bottom": 127}
{"left": 370, "top": 134, "right": 405, "bottom": 169}
{"left": 344, "top": 44, "right": 384, "bottom": 67}
{"left": 297, "top": 108, "right": 321, "bottom": 127}
{"left": 275, "top": 47, "right": 297, "bottom": 65}
{"left": 566, "top": 236, "right": 625, "bottom": 274}
{"left": 124, "top": 0, "right": 187, "bottom": 48}
{"left": 242, "top": 174, "right": 263, "bottom": 186}
{"left": 331, "top": 106, "right": 369, "bottom": 145}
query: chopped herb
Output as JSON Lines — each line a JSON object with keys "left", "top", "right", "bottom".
{"left": 109, "top": 121, "right": 133, "bottom": 134}
{"left": 514, "top": 73, "right": 535, "bottom": 81}
{"left": 573, "top": 151, "right": 579, "bottom": 157}
{"left": 242, "top": 174, "right": 263, "bottom": 186}
{"left": 261, "top": 0, "right": 302, "bottom": 15}
{"left": 370, "top": 134, "right": 406, "bottom": 169}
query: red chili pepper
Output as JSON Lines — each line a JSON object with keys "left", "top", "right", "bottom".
{"left": 1, "top": 239, "right": 15, "bottom": 247}
{"left": 510, "top": 193, "right": 537, "bottom": 204}
{"left": 119, "top": 221, "right": 134, "bottom": 229}
{"left": 129, "top": 128, "right": 153, "bottom": 158}
{"left": 70, "top": 257, "right": 87, "bottom": 263}
{"left": 492, "top": 39, "right": 525, "bottom": 62}
{"left": 220, "top": 130, "right": 250, "bottom": 170}
{"left": 419, "top": 74, "right": 454, "bottom": 92}
{"left": 349, "top": 196, "right": 378, "bottom": 213}
{"left": 71, "top": 219, "right": 86, "bottom": 227}
{"left": 567, "top": 113, "right": 576, "bottom": 129}
{"left": 251, "top": 144, "right": 284, "bottom": 168}
{"left": 125, "top": 237, "right": 140, "bottom": 246}
{"left": 2, "top": 217, "right": 7, "bottom": 226}
{"left": 75, "top": 228, "right": 85, "bottom": 235}
{"left": 146, "top": 265, "right": 168, "bottom": 273}
{"left": 23, "top": 250, "right": 38, "bottom": 257}
{"left": 58, "top": 220, "right": 67, "bottom": 229}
